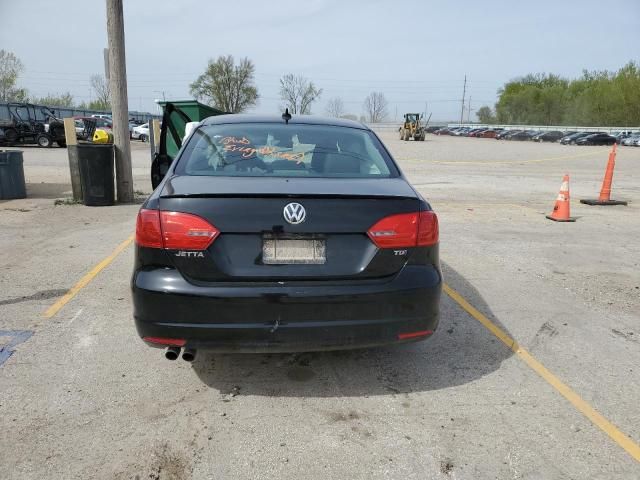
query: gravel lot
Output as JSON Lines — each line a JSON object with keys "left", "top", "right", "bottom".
{"left": 1, "top": 133, "right": 639, "bottom": 479}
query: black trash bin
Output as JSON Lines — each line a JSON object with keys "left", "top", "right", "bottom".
{"left": 0, "top": 150, "right": 27, "bottom": 200}
{"left": 72, "top": 144, "right": 115, "bottom": 206}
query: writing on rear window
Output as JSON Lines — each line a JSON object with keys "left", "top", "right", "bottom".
{"left": 176, "top": 123, "right": 397, "bottom": 178}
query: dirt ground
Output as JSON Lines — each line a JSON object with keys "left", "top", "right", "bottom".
{"left": 1, "top": 133, "right": 639, "bottom": 479}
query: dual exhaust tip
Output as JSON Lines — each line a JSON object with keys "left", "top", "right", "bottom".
{"left": 165, "top": 346, "right": 196, "bottom": 362}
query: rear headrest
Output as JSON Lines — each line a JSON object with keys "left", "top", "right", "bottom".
{"left": 323, "top": 153, "right": 360, "bottom": 174}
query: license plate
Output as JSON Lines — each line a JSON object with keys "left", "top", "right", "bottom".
{"left": 263, "top": 238, "right": 326, "bottom": 265}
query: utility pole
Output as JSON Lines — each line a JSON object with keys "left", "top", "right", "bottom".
{"left": 467, "top": 96, "right": 472, "bottom": 123}
{"left": 106, "top": 0, "right": 133, "bottom": 203}
{"left": 459, "top": 75, "right": 467, "bottom": 125}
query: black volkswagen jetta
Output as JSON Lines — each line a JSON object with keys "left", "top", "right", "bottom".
{"left": 132, "top": 114, "right": 441, "bottom": 359}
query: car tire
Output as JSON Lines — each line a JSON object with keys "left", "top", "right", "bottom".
{"left": 4, "top": 128, "right": 18, "bottom": 145}
{"left": 140, "top": 134, "right": 147, "bottom": 142}
{"left": 37, "top": 134, "right": 52, "bottom": 148}
{"left": 57, "top": 140, "right": 66, "bottom": 148}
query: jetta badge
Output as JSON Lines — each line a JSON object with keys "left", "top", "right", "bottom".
{"left": 283, "top": 202, "right": 306, "bottom": 225}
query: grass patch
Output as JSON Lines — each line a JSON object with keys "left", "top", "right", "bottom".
{"left": 54, "top": 197, "right": 81, "bottom": 206}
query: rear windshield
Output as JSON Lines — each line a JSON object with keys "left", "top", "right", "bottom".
{"left": 175, "top": 123, "right": 397, "bottom": 178}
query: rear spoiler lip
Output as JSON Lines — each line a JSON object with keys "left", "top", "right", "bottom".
{"left": 159, "top": 193, "right": 418, "bottom": 200}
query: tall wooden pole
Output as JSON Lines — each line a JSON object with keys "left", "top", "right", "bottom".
{"left": 459, "top": 74, "right": 467, "bottom": 125}
{"left": 106, "top": 0, "right": 133, "bottom": 203}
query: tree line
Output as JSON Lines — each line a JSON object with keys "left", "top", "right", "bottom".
{"left": 189, "top": 55, "right": 388, "bottom": 121}
{"left": 0, "top": 49, "right": 112, "bottom": 110}
{"left": 1, "top": 49, "right": 390, "bottom": 122}
{"left": 477, "top": 61, "right": 640, "bottom": 126}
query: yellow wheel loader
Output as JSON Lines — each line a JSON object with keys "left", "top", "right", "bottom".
{"left": 399, "top": 113, "right": 426, "bottom": 141}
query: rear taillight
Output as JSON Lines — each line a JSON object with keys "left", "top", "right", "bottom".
{"left": 136, "top": 209, "right": 162, "bottom": 248}
{"left": 135, "top": 209, "right": 219, "bottom": 250}
{"left": 160, "top": 211, "right": 219, "bottom": 250}
{"left": 367, "top": 210, "right": 438, "bottom": 248}
{"left": 417, "top": 211, "right": 439, "bottom": 247}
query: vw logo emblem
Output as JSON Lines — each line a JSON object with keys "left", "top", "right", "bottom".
{"left": 283, "top": 202, "right": 306, "bottom": 225}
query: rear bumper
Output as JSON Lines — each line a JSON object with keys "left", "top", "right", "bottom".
{"left": 132, "top": 265, "right": 441, "bottom": 353}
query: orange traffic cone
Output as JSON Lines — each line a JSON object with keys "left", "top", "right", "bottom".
{"left": 546, "top": 174, "right": 576, "bottom": 222}
{"left": 580, "top": 143, "right": 628, "bottom": 206}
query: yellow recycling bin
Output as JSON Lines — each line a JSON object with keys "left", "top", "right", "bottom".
{"left": 93, "top": 129, "right": 113, "bottom": 144}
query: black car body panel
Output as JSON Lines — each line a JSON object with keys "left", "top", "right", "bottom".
{"left": 133, "top": 262, "right": 440, "bottom": 353}
{"left": 161, "top": 175, "right": 417, "bottom": 199}
{"left": 132, "top": 114, "right": 441, "bottom": 353}
{"left": 576, "top": 133, "right": 616, "bottom": 146}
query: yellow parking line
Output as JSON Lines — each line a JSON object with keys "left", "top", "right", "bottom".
{"left": 43, "top": 234, "right": 135, "bottom": 318}
{"left": 443, "top": 283, "right": 640, "bottom": 463}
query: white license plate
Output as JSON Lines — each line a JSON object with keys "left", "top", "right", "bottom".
{"left": 263, "top": 238, "right": 326, "bottom": 265}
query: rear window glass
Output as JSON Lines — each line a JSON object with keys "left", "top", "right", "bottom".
{"left": 175, "top": 123, "right": 397, "bottom": 178}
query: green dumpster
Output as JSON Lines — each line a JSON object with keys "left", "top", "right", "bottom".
{"left": 0, "top": 150, "right": 27, "bottom": 200}
{"left": 157, "top": 100, "right": 226, "bottom": 159}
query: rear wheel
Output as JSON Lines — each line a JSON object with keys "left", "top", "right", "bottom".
{"left": 399, "top": 129, "right": 405, "bottom": 140}
{"left": 37, "top": 134, "right": 52, "bottom": 148}
{"left": 403, "top": 130, "right": 411, "bottom": 141}
{"left": 57, "top": 140, "right": 67, "bottom": 148}
{"left": 140, "top": 134, "right": 147, "bottom": 142}
{"left": 4, "top": 128, "right": 18, "bottom": 145}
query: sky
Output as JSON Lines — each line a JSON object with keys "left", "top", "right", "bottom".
{"left": 1, "top": 0, "right": 639, "bottom": 121}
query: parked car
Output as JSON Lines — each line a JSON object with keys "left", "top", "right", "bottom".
{"left": 451, "top": 127, "right": 471, "bottom": 136}
{"left": 133, "top": 114, "right": 441, "bottom": 358}
{"left": 613, "top": 131, "right": 634, "bottom": 144}
{"left": 74, "top": 119, "right": 85, "bottom": 135}
{"left": 91, "top": 114, "right": 112, "bottom": 121}
{"left": 532, "top": 131, "right": 565, "bottom": 142}
{"left": 576, "top": 133, "right": 616, "bottom": 146}
{"left": 507, "top": 130, "right": 538, "bottom": 141}
{"left": 132, "top": 123, "right": 150, "bottom": 141}
{"left": 467, "top": 129, "right": 486, "bottom": 137}
{"left": 496, "top": 129, "right": 520, "bottom": 140}
{"left": 560, "top": 132, "right": 601, "bottom": 145}
{"left": 478, "top": 129, "right": 499, "bottom": 138}
{"left": 425, "top": 126, "right": 441, "bottom": 133}
{"left": 465, "top": 128, "right": 485, "bottom": 137}
{"left": 621, "top": 134, "right": 640, "bottom": 146}
{"left": 76, "top": 116, "right": 112, "bottom": 131}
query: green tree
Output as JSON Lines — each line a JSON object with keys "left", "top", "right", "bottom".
{"left": 190, "top": 55, "right": 258, "bottom": 113}
{"left": 0, "top": 49, "right": 28, "bottom": 101}
{"left": 32, "top": 92, "right": 75, "bottom": 107}
{"left": 476, "top": 106, "right": 496, "bottom": 124}
{"left": 494, "top": 63, "right": 640, "bottom": 126}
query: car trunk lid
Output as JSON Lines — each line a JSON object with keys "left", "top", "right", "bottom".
{"left": 159, "top": 176, "right": 420, "bottom": 281}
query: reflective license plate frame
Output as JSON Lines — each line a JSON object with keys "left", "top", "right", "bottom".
{"left": 262, "top": 236, "right": 326, "bottom": 265}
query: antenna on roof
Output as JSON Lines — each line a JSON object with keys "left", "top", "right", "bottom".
{"left": 282, "top": 108, "right": 291, "bottom": 124}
